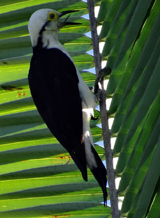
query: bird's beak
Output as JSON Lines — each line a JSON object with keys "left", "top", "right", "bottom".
{"left": 58, "top": 10, "right": 81, "bottom": 27}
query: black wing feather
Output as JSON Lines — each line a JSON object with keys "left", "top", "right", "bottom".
{"left": 28, "top": 48, "right": 87, "bottom": 180}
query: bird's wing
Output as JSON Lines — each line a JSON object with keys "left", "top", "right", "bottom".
{"left": 28, "top": 48, "right": 87, "bottom": 180}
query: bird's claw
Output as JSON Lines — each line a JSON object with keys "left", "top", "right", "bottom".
{"left": 94, "top": 67, "right": 111, "bottom": 102}
{"left": 94, "top": 88, "right": 101, "bottom": 102}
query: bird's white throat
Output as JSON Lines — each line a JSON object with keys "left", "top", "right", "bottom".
{"left": 41, "top": 30, "right": 59, "bottom": 48}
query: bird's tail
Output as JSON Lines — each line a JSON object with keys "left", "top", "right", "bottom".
{"left": 72, "top": 140, "right": 107, "bottom": 204}
{"left": 82, "top": 109, "right": 107, "bottom": 204}
{"left": 89, "top": 145, "right": 107, "bottom": 205}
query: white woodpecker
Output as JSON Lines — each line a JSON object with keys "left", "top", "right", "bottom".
{"left": 28, "top": 9, "right": 107, "bottom": 204}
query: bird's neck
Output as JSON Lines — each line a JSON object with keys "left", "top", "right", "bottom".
{"left": 33, "top": 30, "right": 61, "bottom": 52}
{"left": 33, "top": 30, "right": 71, "bottom": 60}
{"left": 42, "top": 30, "right": 60, "bottom": 48}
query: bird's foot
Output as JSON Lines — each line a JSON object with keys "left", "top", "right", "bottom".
{"left": 94, "top": 88, "right": 101, "bottom": 102}
{"left": 94, "top": 67, "right": 111, "bottom": 102}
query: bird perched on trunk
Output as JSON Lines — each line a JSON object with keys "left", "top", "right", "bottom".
{"left": 28, "top": 9, "right": 107, "bottom": 204}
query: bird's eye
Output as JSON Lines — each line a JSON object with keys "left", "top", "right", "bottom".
{"left": 47, "top": 12, "right": 57, "bottom": 21}
{"left": 50, "top": 13, "right": 55, "bottom": 19}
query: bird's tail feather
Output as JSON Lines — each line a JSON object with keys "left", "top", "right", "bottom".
{"left": 89, "top": 145, "right": 107, "bottom": 205}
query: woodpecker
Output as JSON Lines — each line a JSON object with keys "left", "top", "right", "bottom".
{"left": 28, "top": 9, "right": 107, "bottom": 204}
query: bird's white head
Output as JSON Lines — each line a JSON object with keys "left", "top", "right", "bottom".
{"left": 28, "top": 9, "right": 80, "bottom": 48}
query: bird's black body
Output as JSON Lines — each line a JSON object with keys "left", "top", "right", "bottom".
{"left": 29, "top": 47, "right": 88, "bottom": 181}
{"left": 28, "top": 8, "right": 107, "bottom": 205}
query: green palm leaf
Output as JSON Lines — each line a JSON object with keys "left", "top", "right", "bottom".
{"left": 1, "top": 0, "right": 160, "bottom": 217}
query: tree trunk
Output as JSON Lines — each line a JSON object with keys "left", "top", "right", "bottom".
{"left": 87, "top": 1, "right": 120, "bottom": 217}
